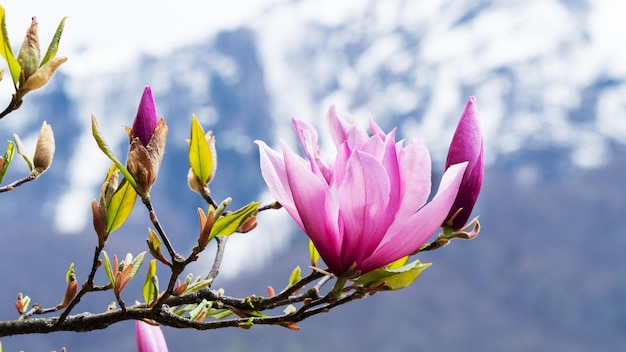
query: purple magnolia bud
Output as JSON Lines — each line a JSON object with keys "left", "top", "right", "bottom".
{"left": 135, "top": 320, "right": 168, "bottom": 352}
{"left": 443, "top": 96, "right": 484, "bottom": 230}
{"left": 132, "top": 86, "right": 159, "bottom": 146}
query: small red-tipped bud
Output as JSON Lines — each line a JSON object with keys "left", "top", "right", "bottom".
{"left": 237, "top": 215, "right": 257, "bottom": 233}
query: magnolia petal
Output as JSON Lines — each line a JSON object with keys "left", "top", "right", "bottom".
{"left": 292, "top": 118, "right": 333, "bottom": 183}
{"left": 135, "top": 320, "right": 168, "bottom": 352}
{"left": 326, "top": 105, "right": 353, "bottom": 148}
{"left": 256, "top": 140, "right": 302, "bottom": 228}
{"left": 395, "top": 137, "right": 432, "bottom": 218}
{"left": 360, "top": 162, "right": 467, "bottom": 272}
{"left": 337, "top": 150, "right": 391, "bottom": 269}
{"left": 283, "top": 143, "right": 343, "bottom": 272}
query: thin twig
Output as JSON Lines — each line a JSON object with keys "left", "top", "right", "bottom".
{"left": 205, "top": 236, "right": 228, "bottom": 282}
{"left": 0, "top": 174, "right": 36, "bottom": 193}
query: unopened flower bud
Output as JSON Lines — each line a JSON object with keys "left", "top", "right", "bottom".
{"left": 17, "top": 17, "right": 40, "bottom": 82}
{"left": 32, "top": 121, "right": 55, "bottom": 175}
{"left": 238, "top": 215, "right": 257, "bottom": 233}
{"left": 125, "top": 87, "right": 168, "bottom": 195}
{"left": 443, "top": 97, "right": 484, "bottom": 230}
{"left": 132, "top": 87, "right": 159, "bottom": 146}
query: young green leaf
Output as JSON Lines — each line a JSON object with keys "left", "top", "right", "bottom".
{"left": 128, "top": 251, "right": 146, "bottom": 279}
{"left": 188, "top": 299, "right": 212, "bottom": 321}
{"left": 210, "top": 201, "right": 261, "bottom": 239}
{"left": 355, "top": 260, "right": 432, "bottom": 291}
{"left": 65, "top": 262, "right": 76, "bottom": 284}
{"left": 142, "top": 259, "right": 159, "bottom": 306}
{"left": 105, "top": 179, "right": 137, "bottom": 233}
{"left": 91, "top": 114, "right": 137, "bottom": 190}
{"left": 39, "top": 16, "right": 67, "bottom": 67}
{"left": 0, "top": 5, "right": 21, "bottom": 86}
{"left": 12, "top": 134, "right": 32, "bottom": 171}
{"left": 188, "top": 114, "right": 215, "bottom": 186}
{"left": 309, "top": 239, "right": 320, "bottom": 267}
{"left": 0, "top": 141, "right": 14, "bottom": 183}
{"left": 288, "top": 266, "right": 301, "bottom": 287}
{"left": 102, "top": 251, "right": 115, "bottom": 289}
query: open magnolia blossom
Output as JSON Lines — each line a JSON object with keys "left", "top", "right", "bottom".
{"left": 257, "top": 105, "right": 472, "bottom": 275}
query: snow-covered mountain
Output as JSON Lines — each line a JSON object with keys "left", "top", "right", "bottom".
{"left": 1, "top": 0, "right": 625, "bottom": 351}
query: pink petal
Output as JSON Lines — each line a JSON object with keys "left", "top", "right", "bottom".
{"left": 292, "top": 118, "right": 333, "bottom": 183}
{"left": 326, "top": 105, "right": 353, "bottom": 148}
{"left": 136, "top": 320, "right": 168, "bottom": 352}
{"left": 359, "top": 162, "right": 467, "bottom": 272}
{"left": 337, "top": 150, "right": 391, "bottom": 268}
{"left": 256, "top": 140, "right": 302, "bottom": 228}
{"left": 283, "top": 143, "right": 343, "bottom": 273}
{"left": 395, "top": 137, "right": 432, "bottom": 219}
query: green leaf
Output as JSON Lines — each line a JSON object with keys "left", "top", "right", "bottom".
{"left": 142, "top": 259, "right": 159, "bottom": 306}
{"left": 288, "top": 266, "right": 301, "bottom": 287}
{"left": 12, "top": 134, "right": 32, "bottom": 171}
{"left": 210, "top": 201, "right": 261, "bottom": 239}
{"left": 40, "top": 16, "right": 67, "bottom": 67}
{"left": 102, "top": 251, "right": 115, "bottom": 289}
{"left": 184, "top": 278, "right": 212, "bottom": 294}
{"left": 309, "top": 239, "right": 319, "bottom": 267}
{"left": 105, "top": 179, "right": 137, "bottom": 233}
{"left": 91, "top": 114, "right": 138, "bottom": 190}
{"left": 188, "top": 114, "right": 214, "bottom": 185}
{"left": 386, "top": 255, "right": 409, "bottom": 270}
{"left": 188, "top": 299, "right": 212, "bottom": 321}
{"left": 0, "top": 141, "right": 15, "bottom": 183}
{"left": 65, "top": 262, "right": 76, "bottom": 283}
{"left": 205, "top": 308, "right": 233, "bottom": 320}
{"left": 0, "top": 5, "right": 21, "bottom": 86}
{"left": 355, "top": 260, "right": 432, "bottom": 291}
{"left": 128, "top": 251, "right": 145, "bottom": 279}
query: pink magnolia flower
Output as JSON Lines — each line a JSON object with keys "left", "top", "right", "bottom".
{"left": 443, "top": 97, "right": 484, "bottom": 230}
{"left": 135, "top": 320, "right": 168, "bottom": 352}
{"left": 256, "top": 106, "right": 467, "bottom": 275}
{"left": 132, "top": 86, "right": 159, "bottom": 146}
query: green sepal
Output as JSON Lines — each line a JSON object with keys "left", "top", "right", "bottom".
{"left": 0, "top": 5, "right": 21, "bottom": 86}
{"left": 188, "top": 114, "right": 214, "bottom": 185}
{"left": 308, "top": 239, "right": 319, "bottom": 267}
{"left": 355, "top": 260, "right": 432, "bottom": 291}
{"left": 12, "top": 134, "right": 32, "bottom": 171}
{"left": 0, "top": 141, "right": 15, "bottom": 183}
{"left": 91, "top": 114, "right": 138, "bottom": 190}
{"left": 102, "top": 251, "right": 115, "bottom": 289}
{"left": 210, "top": 201, "right": 261, "bottom": 239}
{"left": 39, "top": 16, "right": 67, "bottom": 67}
{"left": 142, "top": 259, "right": 159, "bottom": 306}
{"left": 65, "top": 262, "right": 76, "bottom": 283}
{"left": 105, "top": 178, "right": 137, "bottom": 233}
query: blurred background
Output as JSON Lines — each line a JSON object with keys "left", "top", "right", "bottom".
{"left": 0, "top": 0, "right": 625, "bottom": 351}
